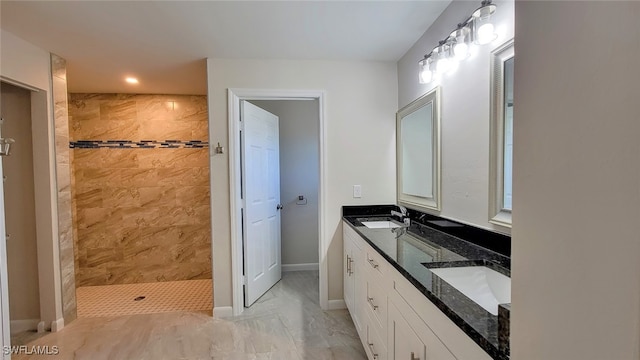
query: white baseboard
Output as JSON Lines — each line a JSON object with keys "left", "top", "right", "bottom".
{"left": 327, "top": 299, "right": 346, "bottom": 310}
{"left": 51, "top": 318, "right": 64, "bottom": 332}
{"left": 213, "top": 306, "right": 233, "bottom": 318}
{"left": 10, "top": 319, "right": 40, "bottom": 334}
{"left": 282, "top": 263, "right": 319, "bottom": 272}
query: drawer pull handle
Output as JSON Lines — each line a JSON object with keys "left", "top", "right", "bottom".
{"left": 346, "top": 255, "right": 351, "bottom": 275}
{"left": 368, "top": 343, "right": 378, "bottom": 359}
{"left": 411, "top": 352, "right": 420, "bottom": 360}
{"left": 367, "top": 296, "right": 379, "bottom": 310}
{"left": 349, "top": 257, "right": 354, "bottom": 275}
{"left": 368, "top": 258, "right": 379, "bottom": 269}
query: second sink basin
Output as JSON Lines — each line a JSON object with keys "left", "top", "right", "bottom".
{"left": 429, "top": 265, "right": 510, "bottom": 316}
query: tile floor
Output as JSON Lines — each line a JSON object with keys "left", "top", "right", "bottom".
{"left": 10, "top": 329, "right": 47, "bottom": 347}
{"left": 14, "top": 271, "right": 366, "bottom": 360}
{"left": 76, "top": 279, "right": 213, "bottom": 317}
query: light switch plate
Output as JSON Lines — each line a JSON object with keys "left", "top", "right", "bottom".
{"left": 353, "top": 185, "right": 362, "bottom": 198}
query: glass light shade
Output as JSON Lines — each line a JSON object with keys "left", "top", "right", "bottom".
{"left": 472, "top": 2, "right": 498, "bottom": 45}
{"left": 436, "top": 57, "right": 451, "bottom": 74}
{"left": 453, "top": 42, "right": 469, "bottom": 60}
{"left": 418, "top": 58, "right": 433, "bottom": 84}
{"left": 433, "top": 44, "right": 451, "bottom": 74}
{"left": 450, "top": 26, "right": 470, "bottom": 61}
{"left": 419, "top": 68, "right": 433, "bottom": 84}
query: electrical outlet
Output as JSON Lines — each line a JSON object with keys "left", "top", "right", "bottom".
{"left": 353, "top": 185, "right": 362, "bottom": 198}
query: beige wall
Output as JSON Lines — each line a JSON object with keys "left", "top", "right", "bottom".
{"left": 208, "top": 59, "right": 398, "bottom": 307}
{"left": 250, "top": 100, "right": 319, "bottom": 266}
{"left": 0, "top": 82, "right": 41, "bottom": 323}
{"left": 512, "top": 2, "right": 640, "bottom": 359}
{"left": 69, "top": 94, "right": 211, "bottom": 286}
{"left": 0, "top": 28, "right": 64, "bottom": 329}
{"left": 396, "top": 0, "right": 514, "bottom": 234}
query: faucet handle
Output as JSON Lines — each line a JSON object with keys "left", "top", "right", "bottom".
{"left": 398, "top": 205, "right": 407, "bottom": 215}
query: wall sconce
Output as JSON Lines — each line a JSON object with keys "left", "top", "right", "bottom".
{"left": 418, "top": 0, "right": 498, "bottom": 84}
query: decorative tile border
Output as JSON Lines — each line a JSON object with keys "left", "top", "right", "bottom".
{"left": 70, "top": 140, "right": 209, "bottom": 149}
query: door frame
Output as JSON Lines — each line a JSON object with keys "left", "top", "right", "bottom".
{"left": 0, "top": 77, "right": 64, "bottom": 339}
{"left": 228, "top": 88, "right": 327, "bottom": 316}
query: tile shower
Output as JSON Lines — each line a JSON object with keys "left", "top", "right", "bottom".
{"left": 68, "top": 93, "right": 212, "bottom": 316}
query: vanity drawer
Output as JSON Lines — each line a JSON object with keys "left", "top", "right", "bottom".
{"left": 364, "top": 246, "right": 389, "bottom": 280}
{"left": 365, "top": 309, "right": 388, "bottom": 360}
{"left": 365, "top": 279, "right": 388, "bottom": 337}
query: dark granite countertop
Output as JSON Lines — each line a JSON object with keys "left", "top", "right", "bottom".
{"left": 343, "top": 213, "right": 510, "bottom": 360}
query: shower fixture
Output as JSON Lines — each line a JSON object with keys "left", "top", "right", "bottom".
{"left": 0, "top": 117, "right": 15, "bottom": 157}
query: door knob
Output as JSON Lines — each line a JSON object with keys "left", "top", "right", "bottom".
{"left": 276, "top": 204, "right": 283, "bottom": 210}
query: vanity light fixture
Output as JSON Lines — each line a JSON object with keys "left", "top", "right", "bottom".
{"left": 417, "top": 0, "right": 498, "bottom": 84}
{"left": 125, "top": 77, "right": 139, "bottom": 84}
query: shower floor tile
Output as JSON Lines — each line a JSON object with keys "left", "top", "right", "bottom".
{"left": 76, "top": 279, "right": 212, "bottom": 317}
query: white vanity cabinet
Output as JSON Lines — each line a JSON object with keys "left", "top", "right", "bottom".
{"left": 343, "top": 221, "right": 494, "bottom": 360}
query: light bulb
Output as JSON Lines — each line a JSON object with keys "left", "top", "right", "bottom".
{"left": 418, "top": 57, "right": 433, "bottom": 84}
{"left": 453, "top": 42, "right": 469, "bottom": 61}
{"left": 436, "top": 57, "right": 451, "bottom": 74}
{"left": 477, "top": 23, "right": 496, "bottom": 45}
{"left": 419, "top": 68, "right": 433, "bottom": 84}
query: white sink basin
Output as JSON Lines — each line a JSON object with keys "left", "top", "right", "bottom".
{"left": 429, "top": 266, "right": 511, "bottom": 315}
{"left": 361, "top": 221, "right": 402, "bottom": 229}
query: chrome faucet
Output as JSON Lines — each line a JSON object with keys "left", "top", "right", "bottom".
{"left": 391, "top": 206, "right": 411, "bottom": 238}
{"left": 390, "top": 205, "right": 407, "bottom": 219}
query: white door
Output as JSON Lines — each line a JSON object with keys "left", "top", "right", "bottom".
{"left": 241, "top": 101, "right": 282, "bottom": 306}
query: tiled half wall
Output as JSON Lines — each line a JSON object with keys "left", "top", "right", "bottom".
{"left": 69, "top": 94, "right": 211, "bottom": 287}
{"left": 51, "top": 54, "right": 78, "bottom": 322}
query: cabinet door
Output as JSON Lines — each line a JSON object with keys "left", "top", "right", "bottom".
{"left": 344, "top": 236, "right": 354, "bottom": 313}
{"left": 343, "top": 225, "right": 365, "bottom": 336}
{"left": 388, "top": 298, "right": 457, "bottom": 360}
{"left": 352, "top": 234, "right": 365, "bottom": 336}
{"left": 388, "top": 300, "right": 426, "bottom": 360}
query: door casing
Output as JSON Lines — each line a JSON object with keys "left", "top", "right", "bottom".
{"left": 227, "top": 89, "right": 327, "bottom": 316}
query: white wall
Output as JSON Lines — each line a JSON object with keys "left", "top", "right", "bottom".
{"left": 250, "top": 100, "right": 319, "bottom": 267}
{"left": 512, "top": 2, "right": 640, "bottom": 359}
{"left": 208, "top": 59, "right": 397, "bottom": 306}
{"left": 397, "top": 0, "right": 514, "bottom": 234}
{"left": 0, "top": 29, "right": 64, "bottom": 330}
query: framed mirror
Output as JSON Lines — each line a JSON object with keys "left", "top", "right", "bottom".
{"left": 396, "top": 87, "right": 441, "bottom": 212}
{"left": 489, "top": 39, "right": 514, "bottom": 227}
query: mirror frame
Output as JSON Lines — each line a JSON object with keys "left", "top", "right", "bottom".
{"left": 396, "top": 87, "right": 441, "bottom": 213}
{"left": 489, "top": 39, "right": 514, "bottom": 227}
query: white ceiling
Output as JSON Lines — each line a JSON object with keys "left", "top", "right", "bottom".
{"left": 0, "top": 1, "right": 451, "bottom": 95}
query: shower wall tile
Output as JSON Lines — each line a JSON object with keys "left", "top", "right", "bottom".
{"left": 69, "top": 93, "right": 211, "bottom": 287}
{"left": 52, "top": 54, "right": 78, "bottom": 323}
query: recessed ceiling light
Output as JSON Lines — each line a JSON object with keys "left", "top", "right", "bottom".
{"left": 125, "top": 77, "right": 139, "bottom": 84}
